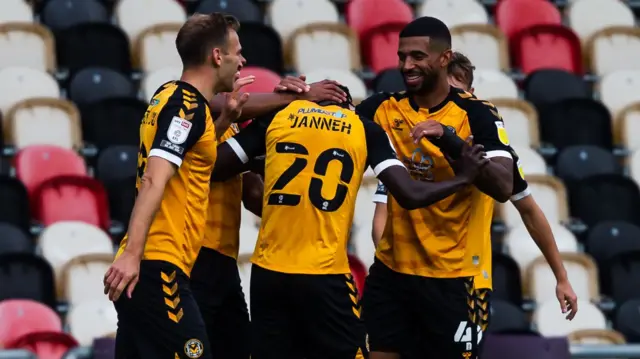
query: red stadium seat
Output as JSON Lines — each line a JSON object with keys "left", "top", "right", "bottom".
{"left": 0, "top": 299, "right": 62, "bottom": 348}
{"left": 348, "top": 254, "right": 367, "bottom": 299}
{"left": 496, "top": 0, "right": 561, "bottom": 43}
{"left": 512, "top": 25, "right": 583, "bottom": 75}
{"left": 239, "top": 67, "right": 281, "bottom": 93}
{"left": 239, "top": 120, "right": 253, "bottom": 129}
{"left": 12, "top": 332, "right": 78, "bottom": 359}
{"left": 366, "top": 23, "right": 405, "bottom": 73}
{"left": 33, "top": 176, "right": 110, "bottom": 230}
{"left": 346, "top": 0, "right": 413, "bottom": 41}
{"left": 14, "top": 145, "right": 86, "bottom": 200}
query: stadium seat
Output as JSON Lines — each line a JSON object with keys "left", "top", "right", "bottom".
{"left": 599, "top": 70, "right": 640, "bottom": 122}
{"left": 0, "top": 23, "right": 55, "bottom": 72}
{"left": 56, "top": 23, "right": 131, "bottom": 75}
{"left": 364, "top": 23, "right": 406, "bottom": 73}
{"left": 587, "top": 221, "right": 640, "bottom": 284}
{"left": 135, "top": 23, "right": 182, "bottom": 73}
{"left": 238, "top": 206, "right": 259, "bottom": 258}
{"left": 608, "top": 250, "right": 640, "bottom": 304}
{"left": 352, "top": 182, "right": 376, "bottom": 269}
{"left": 0, "top": 176, "right": 30, "bottom": 231}
{"left": 196, "top": 0, "right": 262, "bottom": 23}
{"left": 615, "top": 299, "right": 640, "bottom": 343}
{"left": 141, "top": 66, "right": 181, "bottom": 101}
{"left": 512, "top": 145, "right": 546, "bottom": 176}
{"left": 115, "top": 0, "right": 186, "bottom": 43}
{"left": 538, "top": 99, "right": 613, "bottom": 152}
{"left": 14, "top": 144, "right": 86, "bottom": 197}
{"left": 347, "top": 254, "right": 367, "bottom": 298}
{"left": 451, "top": 24, "right": 509, "bottom": 71}
{"left": 491, "top": 99, "right": 539, "bottom": 148}
{"left": 535, "top": 299, "right": 606, "bottom": 337}
{"left": 81, "top": 98, "right": 147, "bottom": 151}
{"left": 505, "top": 175, "right": 568, "bottom": 227}
{"left": 481, "top": 335, "right": 570, "bottom": 359}
{"left": 373, "top": 69, "right": 405, "bottom": 93}
{"left": 305, "top": 69, "right": 367, "bottom": 104}
{"left": 238, "top": 67, "right": 281, "bottom": 93}
{"left": 0, "top": 67, "right": 59, "bottom": 115}
{"left": 568, "top": 174, "right": 640, "bottom": 228}
{"left": 67, "top": 300, "right": 117, "bottom": 346}
{"left": 527, "top": 252, "right": 598, "bottom": 304}
{"left": 6, "top": 98, "right": 82, "bottom": 151}
{"left": 511, "top": 25, "right": 583, "bottom": 75}
{"left": 61, "top": 253, "right": 113, "bottom": 307}
{"left": 346, "top": 0, "right": 412, "bottom": 41}
{"left": 96, "top": 145, "right": 138, "bottom": 183}
{"left": 504, "top": 224, "right": 578, "bottom": 272}
{"left": 472, "top": 69, "right": 518, "bottom": 99}
{"left": 68, "top": 67, "right": 136, "bottom": 106}
{"left": 0, "top": 223, "right": 31, "bottom": 255}
{"left": 492, "top": 252, "right": 523, "bottom": 305}
{"left": 617, "top": 101, "right": 640, "bottom": 151}
{"left": 33, "top": 176, "right": 110, "bottom": 230}
{"left": 237, "top": 23, "right": 284, "bottom": 75}
{"left": 41, "top": 0, "right": 108, "bottom": 32}
{"left": 268, "top": 0, "right": 339, "bottom": 42}
{"left": 523, "top": 69, "right": 590, "bottom": 113}
{"left": 487, "top": 299, "right": 529, "bottom": 333}
{"left": 568, "top": 329, "right": 626, "bottom": 345}
{"left": 0, "top": 254, "right": 56, "bottom": 307}
{"left": 567, "top": 0, "right": 635, "bottom": 45}
{"left": 0, "top": 0, "right": 33, "bottom": 23}
{"left": 555, "top": 146, "right": 619, "bottom": 182}
{"left": 632, "top": 151, "right": 640, "bottom": 184}
{"left": 495, "top": 0, "right": 562, "bottom": 43}
{"left": 587, "top": 26, "right": 640, "bottom": 76}
{"left": 39, "top": 221, "right": 112, "bottom": 285}
{"left": 10, "top": 331, "right": 78, "bottom": 359}
{"left": 0, "top": 299, "right": 62, "bottom": 348}
{"left": 102, "top": 176, "right": 135, "bottom": 227}
{"left": 288, "top": 23, "right": 361, "bottom": 74}
{"left": 416, "top": 0, "right": 488, "bottom": 28}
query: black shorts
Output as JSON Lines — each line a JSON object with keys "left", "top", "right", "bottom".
{"left": 474, "top": 288, "right": 491, "bottom": 355}
{"left": 190, "top": 247, "right": 250, "bottom": 359}
{"left": 114, "top": 260, "right": 210, "bottom": 359}
{"left": 250, "top": 264, "right": 367, "bottom": 359}
{"left": 362, "top": 259, "right": 478, "bottom": 359}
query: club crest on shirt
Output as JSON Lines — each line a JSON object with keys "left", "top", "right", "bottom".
{"left": 392, "top": 118, "right": 404, "bottom": 131}
{"left": 184, "top": 339, "right": 203, "bottom": 358}
{"left": 494, "top": 121, "right": 510, "bottom": 146}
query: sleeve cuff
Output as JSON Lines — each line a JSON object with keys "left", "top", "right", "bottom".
{"left": 510, "top": 188, "right": 531, "bottom": 202}
{"left": 226, "top": 137, "right": 249, "bottom": 164}
{"left": 149, "top": 149, "right": 182, "bottom": 167}
{"left": 372, "top": 194, "right": 388, "bottom": 204}
{"left": 373, "top": 159, "right": 405, "bottom": 176}
{"left": 486, "top": 150, "right": 513, "bottom": 159}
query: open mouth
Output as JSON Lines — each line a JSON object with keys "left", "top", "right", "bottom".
{"left": 404, "top": 73, "right": 422, "bottom": 86}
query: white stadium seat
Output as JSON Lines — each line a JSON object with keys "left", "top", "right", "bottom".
{"left": 599, "top": 70, "right": 640, "bottom": 120}
{"left": 268, "top": 0, "right": 339, "bottom": 42}
{"left": 491, "top": 99, "right": 539, "bottom": 148}
{"left": 630, "top": 150, "right": 640, "bottom": 185}
{"left": 417, "top": 0, "right": 488, "bottom": 28}
{"left": 0, "top": 0, "right": 33, "bottom": 24}
{"left": 500, "top": 175, "right": 568, "bottom": 228}
{"left": 451, "top": 24, "right": 508, "bottom": 71}
{"left": 527, "top": 253, "right": 599, "bottom": 304}
{"left": 239, "top": 206, "right": 259, "bottom": 258}
{"left": 618, "top": 102, "right": 640, "bottom": 152}
{"left": 504, "top": 224, "right": 578, "bottom": 272}
{"left": 116, "top": 0, "right": 186, "bottom": 43}
{"left": 0, "top": 23, "right": 54, "bottom": 72}
{"left": 67, "top": 300, "right": 117, "bottom": 346}
{"left": 472, "top": 69, "right": 518, "bottom": 100}
{"left": 588, "top": 27, "right": 640, "bottom": 76}
{"left": 142, "top": 66, "right": 181, "bottom": 101}
{"left": 535, "top": 299, "right": 606, "bottom": 337}
{"left": 568, "top": 0, "right": 634, "bottom": 44}
{"left": 352, "top": 182, "right": 377, "bottom": 269}
{"left": 512, "top": 145, "right": 546, "bottom": 175}
{"left": 0, "top": 66, "right": 59, "bottom": 114}
{"left": 62, "top": 254, "right": 114, "bottom": 306}
{"left": 305, "top": 68, "right": 367, "bottom": 103}
{"left": 137, "top": 23, "right": 183, "bottom": 73}
{"left": 290, "top": 23, "right": 360, "bottom": 74}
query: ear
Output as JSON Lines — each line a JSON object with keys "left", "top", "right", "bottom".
{"left": 440, "top": 49, "right": 452, "bottom": 69}
{"left": 470, "top": 87, "right": 475, "bottom": 94}
{"left": 211, "top": 48, "right": 223, "bottom": 67}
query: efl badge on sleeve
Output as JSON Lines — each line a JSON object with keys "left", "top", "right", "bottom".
{"left": 494, "top": 121, "right": 510, "bottom": 146}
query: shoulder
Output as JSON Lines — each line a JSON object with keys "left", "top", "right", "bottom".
{"left": 356, "top": 92, "right": 407, "bottom": 118}
{"left": 450, "top": 88, "right": 498, "bottom": 115}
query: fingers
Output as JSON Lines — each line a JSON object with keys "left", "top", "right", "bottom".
{"left": 126, "top": 275, "right": 139, "bottom": 299}
{"left": 237, "top": 92, "right": 250, "bottom": 107}
{"left": 465, "top": 135, "right": 474, "bottom": 145}
{"left": 559, "top": 294, "right": 568, "bottom": 314}
{"left": 566, "top": 296, "right": 578, "bottom": 320}
{"left": 298, "top": 74, "right": 307, "bottom": 81}
{"left": 109, "top": 274, "right": 133, "bottom": 302}
{"left": 103, "top": 267, "right": 119, "bottom": 295}
{"left": 106, "top": 271, "right": 124, "bottom": 300}
{"left": 275, "top": 76, "right": 309, "bottom": 93}
{"left": 233, "top": 76, "right": 255, "bottom": 92}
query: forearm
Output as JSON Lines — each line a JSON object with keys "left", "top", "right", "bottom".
{"left": 518, "top": 197, "right": 568, "bottom": 282}
{"left": 211, "top": 93, "right": 299, "bottom": 121}
{"left": 371, "top": 204, "right": 387, "bottom": 247}
{"left": 214, "top": 117, "right": 232, "bottom": 140}
{"left": 474, "top": 161, "right": 513, "bottom": 202}
{"left": 242, "top": 172, "right": 264, "bottom": 217}
{"left": 124, "top": 179, "right": 166, "bottom": 258}
{"left": 395, "top": 176, "right": 469, "bottom": 210}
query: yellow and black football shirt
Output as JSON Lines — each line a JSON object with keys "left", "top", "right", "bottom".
{"left": 223, "top": 100, "right": 403, "bottom": 274}
{"left": 356, "top": 87, "right": 513, "bottom": 278}
{"left": 203, "top": 124, "right": 244, "bottom": 259}
{"left": 116, "top": 80, "right": 217, "bottom": 276}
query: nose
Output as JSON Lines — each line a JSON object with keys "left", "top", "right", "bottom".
{"left": 240, "top": 55, "right": 247, "bottom": 67}
{"left": 401, "top": 58, "right": 416, "bottom": 73}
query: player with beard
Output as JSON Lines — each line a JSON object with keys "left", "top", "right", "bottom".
{"left": 372, "top": 51, "right": 578, "bottom": 355}
{"left": 103, "top": 13, "right": 250, "bottom": 359}
{"left": 353, "top": 17, "right": 515, "bottom": 359}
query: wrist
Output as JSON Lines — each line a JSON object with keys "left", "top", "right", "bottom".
{"left": 123, "top": 246, "right": 144, "bottom": 260}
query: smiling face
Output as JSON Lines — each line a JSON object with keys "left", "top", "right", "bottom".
{"left": 398, "top": 36, "right": 451, "bottom": 94}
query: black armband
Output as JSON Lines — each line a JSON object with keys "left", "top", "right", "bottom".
{"left": 429, "top": 124, "right": 465, "bottom": 159}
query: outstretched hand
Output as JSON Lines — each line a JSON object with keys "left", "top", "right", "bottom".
{"left": 220, "top": 76, "right": 254, "bottom": 122}
{"left": 274, "top": 75, "right": 348, "bottom": 104}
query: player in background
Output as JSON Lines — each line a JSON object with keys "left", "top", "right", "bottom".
{"left": 372, "top": 51, "right": 578, "bottom": 353}
{"left": 209, "top": 86, "right": 490, "bottom": 359}
{"left": 103, "top": 13, "right": 250, "bottom": 359}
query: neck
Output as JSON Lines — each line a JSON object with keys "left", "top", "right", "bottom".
{"left": 411, "top": 76, "right": 450, "bottom": 109}
{"left": 180, "top": 67, "right": 216, "bottom": 100}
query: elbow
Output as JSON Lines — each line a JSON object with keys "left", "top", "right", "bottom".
{"left": 394, "top": 195, "right": 421, "bottom": 210}
{"left": 494, "top": 192, "right": 511, "bottom": 203}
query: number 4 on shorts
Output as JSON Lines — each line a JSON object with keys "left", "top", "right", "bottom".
{"left": 453, "top": 321, "right": 482, "bottom": 349}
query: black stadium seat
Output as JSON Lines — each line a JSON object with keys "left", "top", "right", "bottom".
{"left": 237, "top": 23, "right": 284, "bottom": 74}
{"left": 616, "top": 299, "right": 640, "bottom": 343}
{"left": 523, "top": 69, "right": 590, "bottom": 112}
{"left": 491, "top": 252, "right": 523, "bottom": 305}
{"left": 56, "top": 23, "right": 131, "bottom": 76}
{"left": 539, "top": 99, "right": 613, "bottom": 152}
{"left": 104, "top": 176, "right": 136, "bottom": 227}
{"left": 0, "top": 223, "right": 32, "bottom": 255}
{"left": 97, "top": 145, "right": 138, "bottom": 183}
{"left": 608, "top": 250, "right": 640, "bottom": 304}
{"left": 42, "top": 0, "right": 109, "bottom": 32}
{"left": 69, "top": 67, "right": 136, "bottom": 106}
{"left": 569, "top": 174, "right": 640, "bottom": 228}
{"left": 0, "top": 177, "right": 31, "bottom": 231}
{"left": 196, "top": 0, "right": 263, "bottom": 22}
{"left": 488, "top": 300, "right": 529, "bottom": 333}
{"left": 0, "top": 253, "right": 56, "bottom": 308}
{"left": 373, "top": 69, "right": 406, "bottom": 93}
{"left": 555, "top": 146, "right": 619, "bottom": 182}
{"left": 81, "top": 98, "right": 146, "bottom": 151}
